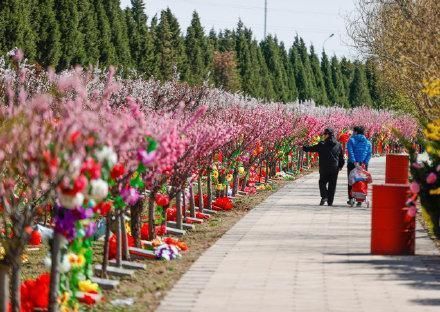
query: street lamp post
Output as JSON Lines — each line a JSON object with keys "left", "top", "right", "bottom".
{"left": 322, "top": 33, "right": 335, "bottom": 52}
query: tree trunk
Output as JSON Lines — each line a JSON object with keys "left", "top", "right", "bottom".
{"left": 10, "top": 262, "right": 21, "bottom": 312}
{"left": 241, "top": 170, "right": 249, "bottom": 192}
{"left": 115, "top": 213, "right": 122, "bottom": 267}
{"left": 189, "top": 184, "right": 196, "bottom": 218}
{"left": 232, "top": 169, "right": 239, "bottom": 196}
{"left": 101, "top": 214, "right": 111, "bottom": 278}
{"left": 176, "top": 190, "right": 183, "bottom": 230}
{"left": 207, "top": 169, "right": 213, "bottom": 210}
{"left": 49, "top": 232, "right": 62, "bottom": 312}
{"left": 130, "top": 199, "right": 143, "bottom": 248}
{"left": 0, "top": 263, "right": 9, "bottom": 312}
{"left": 197, "top": 176, "right": 203, "bottom": 212}
{"left": 182, "top": 190, "right": 187, "bottom": 222}
{"left": 121, "top": 213, "right": 130, "bottom": 261}
{"left": 148, "top": 196, "right": 156, "bottom": 241}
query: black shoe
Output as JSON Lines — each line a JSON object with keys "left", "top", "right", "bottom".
{"left": 356, "top": 202, "right": 362, "bottom": 207}
{"left": 320, "top": 198, "right": 328, "bottom": 205}
{"left": 328, "top": 202, "right": 333, "bottom": 206}
{"left": 347, "top": 199, "right": 355, "bottom": 206}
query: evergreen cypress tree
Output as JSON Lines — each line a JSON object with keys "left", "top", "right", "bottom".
{"left": 309, "top": 45, "right": 328, "bottom": 105}
{"left": 77, "top": 0, "right": 100, "bottom": 66}
{"left": 56, "top": 0, "right": 86, "bottom": 69}
{"left": 293, "top": 37, "right": 316, "bottom": 100}
{"left": 340, "top": 57, "right": 355, "bottom": 96}
{"left": 255, "top": 41, "right": 275, "bottom": 100}
{"left": 365, "top": 58, "right": 383, "bottom": 108}
{"left": 126, "top": 1, "right": 155, "bottom": 76}
{"left": 208, "top": 28, "right": 218, "bottom": 51}
{"left": 235, "top": 21, "right": 260, "bottom": 97}
{"left": 163, "top": 8, "right": 186, "bottom": 78}
{"left": 349, "top": 61, "right": 373, "bottom": 107}
{"left": 0, "top": 0, "right": 36, "bottom": 60}
{"left": 260, "top": 35, "right": 289, "bottom": 102}
{"left": 33, "top": 0, "right": 61, "bottom": 67}
{"left": 330, "top": 55, "right": 349, "bottom": 107}
{"left": 289, "top": 46, "right": 310, "bottom": 102}
{"left": 184, "top": 11, "right": 209, "bottom": 85}
{"left": 107, "top": 0, "right": 132, "bottom": 68}
{"left": 218, "top": 29, "right": 236, "bottom": 52}
{"left": 155, "top": 11, "right": 175, "bottom": 81}
{"left": 93, "top": 0, "right": 116, "bottom": 67}
{"left": 279, "top": 41, "right": 297, "bottom": 101}
{"left": 321, "top": 51, "right": 337, "bottom": 105}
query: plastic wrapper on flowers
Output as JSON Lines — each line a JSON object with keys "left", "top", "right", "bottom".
{"left": 213, "top": 197, "right": 234, "bottom": 211}
{"left": 154, "top": 244, "right": 182, "bottom": 261}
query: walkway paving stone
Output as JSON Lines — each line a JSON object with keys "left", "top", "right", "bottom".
{"left": 157, "top": 157, "right": 440, "bottom": 312}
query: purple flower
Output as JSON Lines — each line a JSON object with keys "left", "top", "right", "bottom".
{"left": 121, "top": 187, "right": 140, "bottom": 205}
{"left": 426, "top": 172, "right": 437, "bottom": 184}
{"left": 84, "top": 222, "right": 97, "bottom": 238}
{"left": 137, "top": 149, "right": 156, "bottom": 166}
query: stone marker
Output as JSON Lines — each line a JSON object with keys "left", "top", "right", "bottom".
{"left": 94, "top": 264, "right": 134, "bottom": 277}
{"left": 109, "top": 259, "right": 146, "bottom": 270}
{"left": 91, "top": 277, "right": 119, "bottom": 290}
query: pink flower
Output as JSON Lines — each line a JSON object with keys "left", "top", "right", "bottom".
{"left": 426, "top": 172, "right": 437, "bottom": 184}
{"left": 406, "top": 206, "right": 417, "bottom": 218}
{"left": 412, "top": 162, "right": 424, "bottom": 169}
{"left": 437, "top": 164, "right": 440, "bottom": 172}
{"left": 121, "top": 187, "right": 140, "bottom": 206}
{"left": 409, "top": 182, "right": 420, "bottom": 194}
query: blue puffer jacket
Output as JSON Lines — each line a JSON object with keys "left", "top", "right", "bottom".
{"left": 347, "top": 134, "right": 372, "bottom": 164}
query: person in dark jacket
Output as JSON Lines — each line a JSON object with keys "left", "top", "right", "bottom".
{"left": 303, "top": 128, "right": 345, "bottom": 206}
{"left": 346, "top": 126, "right": 372, "bottom": 206}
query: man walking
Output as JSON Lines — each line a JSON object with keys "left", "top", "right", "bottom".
{"left": 303, "top": 128, "right": 345, "bottom": 206}
{"left": 346, "top": 126, "right": 372, "bottom": 206}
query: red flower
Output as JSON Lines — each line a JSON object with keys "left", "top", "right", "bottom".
{"left": 42, "top": 150, "right": 58, "bottom": 176}
{"left": 163, "top": 237, "right": 178, "bottom": 245}
{"left": 109, "top": 234, "right": 135, "bottom": 259}
{"left": 110, "top": 163, "right": 125, "bottom": 180}
{"left": 73, "top": 175, "right": 88, "bottom": 193}
{"left": 166, "top": 207, "right": 177, "bottom": 221}
{"left": 81, "top": 158, "right": 101, "bottom": 179}
{"left": 93, "top": 201, "right": 112, "bottom": 216}
{"left": 194, "top": 194, "right": 209, "bottom": 208}
{"left": 79, "top": 294, "right": 96, "bottom": 305}
{"left": 69, "top": 130, "right": 81, "bottom": 144}
{"left": 155, "top": 193, "right": 170, "bottom": 207}
{"left": 155, "top": 225, "right": 167, "bottom": 236}
{"left": 213, "top": 197, "right": 233, "bottom": 211}
{"left": 29, "top": 230, "right": 42, "bottom": 246}
{"left": 177, "top": 241, "right": 188, "bottom": 251}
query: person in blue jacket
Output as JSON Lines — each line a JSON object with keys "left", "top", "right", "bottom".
{"left": 347, "top": 126, "right": 372, "bottom": 206}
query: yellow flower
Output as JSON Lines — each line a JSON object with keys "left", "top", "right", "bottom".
{"left": 430, "top": 187, "right": 440, "bottom": 195}
{"left": 216, "top": 183, "right": 225, "bottom": 191}
{"left": 78, "top": 280, "right": 99, "bottom": 293}
{"left": 58, "top": 291, "right": 70, "bottom": 305}
{"left": 422, "top": 78, "right": 440, "bottom": 98}
{"left": 212, "top": 170, "right": 219, "bottom": 179}
{"left": 226, "top": 174, "right": 233, "bottom": 182}
{"left": 238, "top": 167, "right": 245, "bottom": 175}
{"left": 67, "top": 253, "right": 86, "bottom": 268}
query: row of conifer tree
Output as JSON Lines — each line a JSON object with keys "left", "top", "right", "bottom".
{"left": 0, "top": 0, "right": 384, "bottom": 107}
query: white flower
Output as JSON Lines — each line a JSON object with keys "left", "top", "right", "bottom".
{"left": 95, "top": 146, "right": 118, "bottom": 167}
{"left": 70, "top": 158, "right": 82, "bottom": 178}
{"left": 90, "top": 179, "right": 109, "bottom": 200}
{"left": 60, "top": 255, "right": 71, "bottom": 273}
{"left": 59, "top": 192, "right": 84, "bottom": 209}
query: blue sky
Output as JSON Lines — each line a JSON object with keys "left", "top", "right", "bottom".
{"left": 120, "top": 0, "right": 357, "bottom": 58}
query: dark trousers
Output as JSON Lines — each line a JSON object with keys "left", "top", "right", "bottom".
{"left": 347, "top": 162, "right": 368, "bottom": 199}
{"left": 319, "top": 171, "right": 339, "bottom": 205}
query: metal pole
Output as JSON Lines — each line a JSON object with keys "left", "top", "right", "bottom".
{"left": 264, "top": 0, "right": 267, "bottom": 38}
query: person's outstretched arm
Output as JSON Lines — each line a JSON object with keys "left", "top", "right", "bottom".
{"left": 303, "top": 142, "right": 321, "bottom": 153}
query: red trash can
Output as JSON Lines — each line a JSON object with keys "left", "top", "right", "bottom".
{"left": 371, "top": 183, "right": 414, "bottom": 255}
{"left": 385, "top": 154, "right": 409, "bottom": 184}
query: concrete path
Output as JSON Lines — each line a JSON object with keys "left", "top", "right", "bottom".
{"left": 157, "top": 157, "right": 440, "bottom": 312}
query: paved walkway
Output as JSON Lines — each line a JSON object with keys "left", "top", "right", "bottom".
{"left": 158, "top": 157, "right": 440, "bottom": 312}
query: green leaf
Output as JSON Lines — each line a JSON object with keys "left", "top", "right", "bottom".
{"left": 147, "top": 137, "right": 158, "bottom": 152}
{"left": 130, "top": 176, "right": 145, "bottom": 189}
{"left": 114, "top": 196, "right": 126, "bottom": 209}
{"left": 137, "top": 163, "right": 147, "bottom": 174}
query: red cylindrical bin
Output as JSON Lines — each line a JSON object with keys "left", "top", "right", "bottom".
{"left": 371, "top": 183, "right": 414, "bottom": 255}
{"left": 385, "top": 154, "right": 409, "bottom": 184}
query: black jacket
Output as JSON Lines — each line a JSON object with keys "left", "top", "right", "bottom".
{"left": 303, "top": 137, "right": 345, "bottom": 173}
